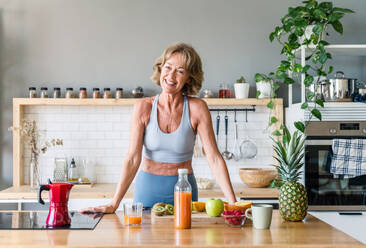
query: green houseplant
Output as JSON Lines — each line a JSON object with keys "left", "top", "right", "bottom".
{"left": 267, "top": 0, "right": 354, "bottom": 132}
{"left": 260, "top": 0, "right": 354, "bottom": 221}
{"left": 234, "top": 76, "right": 250, "bottom": 99}
{"left": 254, "top": 72, "right": 278, "bottom": 99}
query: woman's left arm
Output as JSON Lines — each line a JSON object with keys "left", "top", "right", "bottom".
{"left": 192, "top": 99, "right": 236, "bottom": 204}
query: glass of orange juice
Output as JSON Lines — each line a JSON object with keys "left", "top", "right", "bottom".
{"left": 123, "top": 202, "right": 143, "bottom": 226}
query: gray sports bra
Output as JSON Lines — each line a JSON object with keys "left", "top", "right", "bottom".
{"left": 143, "top": 94, "right": 196, "bottom": 163}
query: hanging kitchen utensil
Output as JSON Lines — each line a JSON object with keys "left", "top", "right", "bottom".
{"left": 222, "top": 112, "right": 233, "bottom": 160}
{"left": 216, "top": 113, "right": 220, "bottom": 151}
{"left": 240, "top": 112, "right": 257, "bottom": 159}
{"left": 232, "top": 111, "right": 242, "bottom": 161}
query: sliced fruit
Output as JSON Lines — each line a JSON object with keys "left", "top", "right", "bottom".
{"left": 165, "top": 204, "right": 174, "bottom": 215}
{"left": 224, "top": 201, "right": 252, "bottom": 211}
{"left": 192, "top": 202, "right": 206, "bottom": 212}
{"left": 153, "top": 202, "right": 166, "bottom": 208}
{"left": 152, "top": 202, "right": 167, "bottom": 216}
{"left": 234, "top": 201, "right": 252, "bottom": 209}
{"left": 152, "top": 206, "right": 165, "bottom": 216}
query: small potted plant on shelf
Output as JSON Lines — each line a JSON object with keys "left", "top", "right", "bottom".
{"left": 254, "top": 72, "right": 277, "bottom": 99}
{"left": 234, "top": 76, "right": 250, "bottom": 99}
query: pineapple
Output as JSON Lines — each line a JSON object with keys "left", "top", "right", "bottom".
{"left": 273, "top": 128, "right": 308, "bottom": 221}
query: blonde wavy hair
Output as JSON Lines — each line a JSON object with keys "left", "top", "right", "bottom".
{"left": 150, "top": 43, "right": 204, "bottom": 95}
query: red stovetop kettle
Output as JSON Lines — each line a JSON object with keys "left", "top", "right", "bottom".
{"left": 38, "top": 180, "right": 74, "bottom": 226}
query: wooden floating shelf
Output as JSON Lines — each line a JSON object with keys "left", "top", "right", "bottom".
{"left": 13, "top": 98, "right": 283, "bottom": 106}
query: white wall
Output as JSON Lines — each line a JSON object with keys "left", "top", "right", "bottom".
{"left": 1, "top": 0, "right": 366, "bottom": 187}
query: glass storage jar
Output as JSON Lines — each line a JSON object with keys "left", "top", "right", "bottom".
{"left": 115, "top": 88, "right": 123, "bottom": 99}
{"left": 92, "top": 88, "right": 100, "bottom": 99}
{"left": 65, "top": 88, "right": 74, "bottom": 98}
{"left": 29, "top": 87, "right": 37, "bottom": 98}
{"left": 53, "top": 87, "right": 61, "bottom": 98}
{"left": 79, "top": 87, "right": 87, "bottom": 99}
{"left": 40, "top": 87, "right": 48, "bottom": 98}
{"left": 103, "top": 88, "right": 112, "bottom": 99}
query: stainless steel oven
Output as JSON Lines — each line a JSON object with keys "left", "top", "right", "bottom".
{"left": 305, "top": 121, "right": 366, "bottom": 210}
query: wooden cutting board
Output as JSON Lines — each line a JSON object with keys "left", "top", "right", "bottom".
{"left": 151, "top": 211, "right": 224, "bottom": 224}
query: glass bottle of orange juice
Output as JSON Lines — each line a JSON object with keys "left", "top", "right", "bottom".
{"left": 174, "top": 169, "right": 192, "bottom": 229}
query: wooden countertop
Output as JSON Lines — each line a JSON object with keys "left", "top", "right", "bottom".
{"left": 0, "top": 210, "right": 362, "bottom": 248}
{"left": 0, "top": 183, "right": 278, "bottom": 200}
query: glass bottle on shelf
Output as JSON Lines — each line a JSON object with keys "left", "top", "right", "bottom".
{"left": 174, "top": 168, "right": 192, "bottom": 229}
{"left": 29, "top": 87, "right": 37, "bottom": 98}
{"left": 68, "top": 158, "right": 79, "bottom": 183}
{"left": 79, "top": 88, "right": 87, "bottom": 99}
{"left": 103, "top": 88, "right": 112, "bottom": 99}
{"left": 65, "top": 88, "right": 74, "bottom": 98}
{"left": 115, "top": 88, "right": 123, "bottom": 99}
{"left": 40, "top": 87, "right": 48, "bottom": 98}
{"left": 92, "top": 88, "right": 100, "bottom": 99}
{"left": 219, "top": 83, "right": 230, "bottom": 98}
{"left": 53, "top": 87, "right": 61, "bottom": 98}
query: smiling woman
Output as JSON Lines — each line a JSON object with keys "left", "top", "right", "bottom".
{"left": 150, "top": 43, "right": 203, "bottom": 96}
{"left": 80, "top": 43, "right": 236, "bottom": 213}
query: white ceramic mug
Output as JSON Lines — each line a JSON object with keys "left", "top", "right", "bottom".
{"left": 245, "top": 204, "right": 273, "bottom": 229}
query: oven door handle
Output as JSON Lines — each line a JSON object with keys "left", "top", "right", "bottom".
{"left": 305, "top": 140, "right": 334, "bottom": 145}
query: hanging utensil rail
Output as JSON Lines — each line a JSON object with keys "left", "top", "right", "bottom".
{"left": 208, "top": 106, "right": 256, "bottom": 113}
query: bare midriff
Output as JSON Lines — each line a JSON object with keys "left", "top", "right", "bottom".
{"left": 141, "top": 157, "right": 193, "bottom": 176}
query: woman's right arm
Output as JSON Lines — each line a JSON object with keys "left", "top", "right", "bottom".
{"left": 79, "top": 100, "right": 148, "bottom": 213}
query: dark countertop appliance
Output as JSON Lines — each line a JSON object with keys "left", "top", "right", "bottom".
{"left": 305, "top": 121, "right": 366, "bottom": 211}
{"left": 0, "top": 211, "right": 103, "bottom": 230}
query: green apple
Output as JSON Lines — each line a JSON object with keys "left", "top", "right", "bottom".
{"left": 205, "top": 198, "right": 224, "bottom": 217}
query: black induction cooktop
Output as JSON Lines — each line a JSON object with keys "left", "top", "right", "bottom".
{"left": 0, "top": 211, "right": 103, "bottom": 230}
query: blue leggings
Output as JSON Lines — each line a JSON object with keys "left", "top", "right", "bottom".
{"left": 133, "top": 170, "right": 198, "bottom": 208}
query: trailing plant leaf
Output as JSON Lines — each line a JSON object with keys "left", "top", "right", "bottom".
{"left": 328, "top": 65, "right": 333, "bottom": 74}
{"left": 311, "top": 108, "right": 322, "bottom": 120}
{"left": 331, "top": 20, "right": 343, "bottom": 34}
{"left": 272, "top": 130, "right": 282, "bottom": 136}
{"left": 304, "top": 75, "right": 314, "bottom": 87}
{"left": 315, "top": 98, "right": 324, "bottom": 107}
{"left": 256, "top": 90, "right": 261, "bottom": 98}
{"left": 294, "top": 121, "right": 305, "bottom": 133}
{"left": 270, "top": 116, "right": 278, "bottom": 125}
{"left": 267, "top": 100, "right": 274, "bottom": 109}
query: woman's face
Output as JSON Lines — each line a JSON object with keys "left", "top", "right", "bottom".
{"left": 160, "top": 53, "right": 190, "bottom": 95}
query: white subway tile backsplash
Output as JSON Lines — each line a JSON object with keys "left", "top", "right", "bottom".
{"left": 105, "top": 132, "right": 121, "bottom": 140}
{"left": 104, "top": 149, "right": 124, "bottom": 156}
{"left": 87, "top": 132, "right": 105, "bottom": 140}
{"left": 97, "top": 122, "right": 113, "bottom": 130}
{"left": 23, "top": 105, "right": 274, "bottom": 184}
{"left": 104, "top": 114, "right": 121, "bottom": 122}
{"left": 79, "top": 123, "right": 97, "bottom": 131}
{"left": 70, "top": 132, "right": 88, "bottom": 140}
{"left": 112, "top": 122, "right": 125, "bottom": 131}
{"left": 62, "top": 123, "right": 80, "bottom": 131}
{"left": 97, "top": 140, "right": 115, "bottom": 149}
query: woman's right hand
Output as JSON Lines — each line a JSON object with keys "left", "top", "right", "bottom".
{"left": 79, "top": 203, "right": 117, "bottom": 214}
